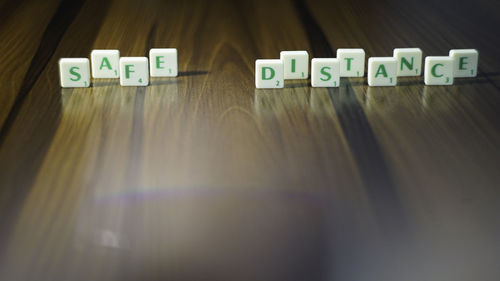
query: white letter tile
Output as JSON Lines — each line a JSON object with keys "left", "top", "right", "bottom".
{"left": 59, "top": 58, "right": 90, "bottom": 88}
{"left": 449, "top": 49, "right": 478, "bottom": 77}
{"left": 255, "top": 59, "right": 284, "bottom": 88}
{"left": 337, "top": 48, "right": 365, "bottom": 77}
{"left": 149, "top": 48, "right": 178, "bottom": 77}
{"left": 119, "top": 57, "right": 149, "bottom": 86}
{"left": 368, "top": 57, "right": 397, "bottom": 86}
{"left": 393, "top": 48, "right": 422, "bottom": 76}
{"left": 424, "top": 56, "right": 454, "bottom": 85}
{"left": 91, "top": 49, "right": 120, "bottom": 78}
{"left": 311, "top": 58, "right": 339, "bottom": 87}
{"left": 280, "top": 50, "right": 309, "bottom": 79}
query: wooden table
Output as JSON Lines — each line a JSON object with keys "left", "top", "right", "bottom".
{"left": 1, "top": 0, "right": 499, "bottom": 280}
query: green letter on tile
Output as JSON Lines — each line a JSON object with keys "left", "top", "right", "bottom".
{"left": 320, "top": 66, "right": 332, "bottom": 81}
{"left": 431, "top": 63, "right": 443, "bottom": 77}
{"left": 125, "top": 65, "right": 135, "bottom": 79}
{"left": 344, "top": 58, "right": 354, "bottom": 71}
{"left": 156, "top": 56, "right": 165, "bottom": 69}
{"left": 69, "top": 67, "right": 81, "bottom": 81}
{"left": 401, "top": 57, "right": 414, "bottom": 71}
{"left": 375, "top": 64, "right": 388, "bottom": 78}
{"left": 291, "top": 59, "right": 296, "bottom": 73}
{"left": 262, "top": 67, "right": 275, "bottom": 80}
{"left": 99, "top": 57, "right": 112, "bottom": 70}
{"left": 459, "top": 57, "right": 468, "bottom": 70}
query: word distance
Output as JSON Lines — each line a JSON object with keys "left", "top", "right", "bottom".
{"left": 255, "top": 48, "right": 478, "bottom": 88}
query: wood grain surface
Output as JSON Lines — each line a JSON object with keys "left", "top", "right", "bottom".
{"left": 0, "top": 0, "right": 499, "bottom": 280}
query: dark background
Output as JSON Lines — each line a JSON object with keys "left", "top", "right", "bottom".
{"left": 0, "top": 0, "right": 499, "bottom": 280}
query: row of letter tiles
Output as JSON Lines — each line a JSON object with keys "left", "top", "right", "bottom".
{"left": 279, "top": 49, "right": 366, "bottom": 80}
{"left": 393, "top": 48, "right": 478, "bottom": 82}
{"left": 256, "top": 49, "right": 478, "bottom": 88}
{"left": 367, "top": 55, "right": 453, "bottom": 86}
{"left": 60, "top": 57, "right": 148, "bottom": 87}
{"left": 91, "top": 48, "right": 177, "bottom": 79}
{"left": 59, "top": 48, "right": 178, "bottom": 88}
